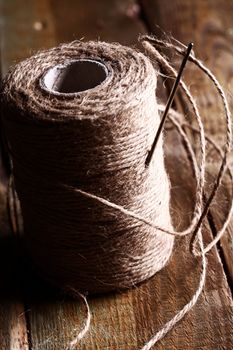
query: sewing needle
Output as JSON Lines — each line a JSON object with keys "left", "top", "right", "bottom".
{"left": 145, "top": 42, "right": 193, "bottom": 167}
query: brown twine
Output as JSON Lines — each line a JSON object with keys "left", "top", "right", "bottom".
{"left": 1, "top": 40, "right": 174, "bottom": 293}
{"left": 0, "top": 37, "right": 232, "bottom": 349}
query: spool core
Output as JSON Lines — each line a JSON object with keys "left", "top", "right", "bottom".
{"left": 41, "top": 59, "right": 108, "bottom": 94}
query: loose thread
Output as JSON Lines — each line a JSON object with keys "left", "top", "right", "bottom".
{"left": 160, "top": 106, "right": 233, "bottom": 256}
{"left": 64, "top": 289, "right": 91, "bottom": 350}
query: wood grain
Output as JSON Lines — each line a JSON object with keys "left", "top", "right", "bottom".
{"left": 50, "top": 0, "right": 145, "bottom": 45}
{"left": 0, "top": 1, "right": 233, "bottom": 349}
{"left": 0, "top": 0, "right": 56, "bottom": 76}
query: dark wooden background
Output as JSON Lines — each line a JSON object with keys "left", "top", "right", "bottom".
{"left": 0, "top": 1, "right": 233, "bottom": 349}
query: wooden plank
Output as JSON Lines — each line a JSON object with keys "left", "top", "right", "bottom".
{"left": 0, "top": 0, "right": 145, "bottom": 74}
{"left": 50, "top": 0, "right": 145, "bottom": 45}
{"left": 0, "top": 0, "right": 56, "bottom": 349}
{"left": 0, "top": 183, "right": 29, "bottom": 350}
{"left": 0, "top": 1, "right": 28, "bottom": 346}
{"left": 0, "top": 0, "right": 56, "bottom": 75}
{"left": 1, "top": 1, "right": 233, "bottom": 349}
{"left": 0, "top": 153, "right": 29, "bottom": 349}
{"left": 141, "top": 0, "right": 233, "bottom": 285}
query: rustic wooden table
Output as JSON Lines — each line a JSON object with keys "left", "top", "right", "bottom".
{"left": 0, "top": 1, "right": 233, "bottom": 349}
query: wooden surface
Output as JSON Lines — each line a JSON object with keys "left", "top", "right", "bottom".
{"left": 0, "top": 0, "right": 233, "bottom": 349}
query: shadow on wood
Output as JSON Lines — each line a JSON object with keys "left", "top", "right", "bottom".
{"left": 0, "top": 235, "right": 59, "bottom": 301}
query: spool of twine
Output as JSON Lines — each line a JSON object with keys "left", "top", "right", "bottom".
{"left": 1, "top": 40, "right": 174, "bottom": 293}
{"left": 1, "top": 38, "right": 232, "bottom": 349}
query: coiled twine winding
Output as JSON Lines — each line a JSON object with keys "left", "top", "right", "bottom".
{"left": 1, "top": 41, "right": 173, "bottom": 293}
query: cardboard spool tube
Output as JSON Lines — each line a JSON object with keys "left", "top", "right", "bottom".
{"left": 41, "top": 59, "right": 108, "bottom": 95}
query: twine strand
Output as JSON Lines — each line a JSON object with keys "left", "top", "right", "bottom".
{"left": 65, "top": 290, "right": 91, "bottom": 350}
{"left": 140, "top": 230, "right": 206, "bottom": 350}
{"left": 143, "top": 37, "right": 232, "bottom": 255}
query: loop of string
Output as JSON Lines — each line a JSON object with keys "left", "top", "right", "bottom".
{"left": 64, "top": 289, "right": 91, "bottom": 350}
